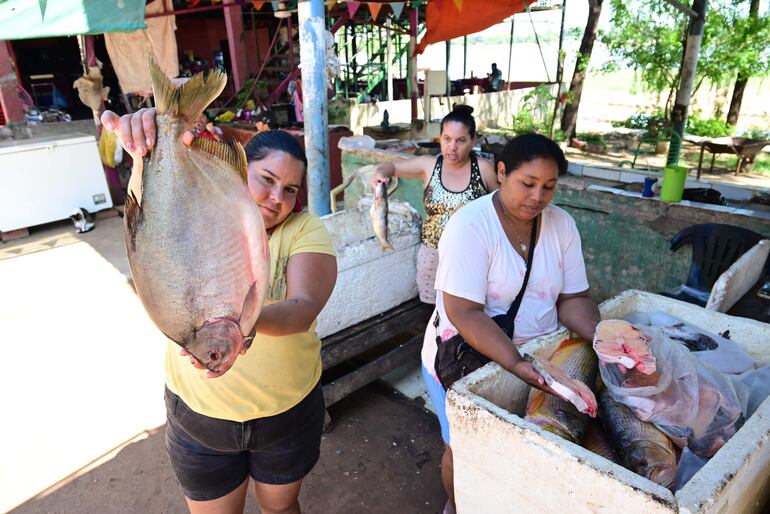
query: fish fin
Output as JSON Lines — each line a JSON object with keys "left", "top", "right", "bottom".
{"left": 190, "top": 138, "right": 248, "bottom": 182}
{"left": 148, "top": 58, "right": 226, "bottom": 123}
{"left": 238, "top": 281, "right": 262, "bottom": 347}
{"left": 124, "top": 190, "right": 144, "bottom": 252}
{"left": 380, "top": 241, "right": 394, "bottom": 251}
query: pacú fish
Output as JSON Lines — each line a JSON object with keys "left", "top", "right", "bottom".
{"left": 525, "top": 338, "right": 598, "bottom": 443}
{"left": 598, "top": 388, "right": 677, "bottom": 489}
{"left": 125, "top": 61, "right": 269, "bottom": 374}
{"left": 370, "top": 180, "right": 393, "bottom": 250}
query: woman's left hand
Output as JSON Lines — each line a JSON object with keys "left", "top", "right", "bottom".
{"left": 510, "top": 359, "right": 558, "bottom": 396}
{"left": 179, "top": 348, "right": 232, "bottom": 379}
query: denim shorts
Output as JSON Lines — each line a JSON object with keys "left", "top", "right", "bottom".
{"left": 164, "top": 383, "right": 325, "bottom": 501}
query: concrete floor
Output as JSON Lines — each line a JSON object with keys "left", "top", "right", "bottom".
{"left": 0, "top": 216, "right": 444, "bottom": 513}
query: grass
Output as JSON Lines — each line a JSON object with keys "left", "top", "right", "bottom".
{"left": 680, "top": 150, "right": 770, "bottom": 177}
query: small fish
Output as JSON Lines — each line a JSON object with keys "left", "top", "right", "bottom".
{"left": 370, "top": 181, "right": 393, "bottom": 250}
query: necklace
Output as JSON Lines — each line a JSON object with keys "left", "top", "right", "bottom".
{"left": 495, "top": 194, "right": 531, "bottom": 253}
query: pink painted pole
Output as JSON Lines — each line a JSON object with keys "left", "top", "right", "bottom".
{"left": 224, "top": 2, "right": 248, "bottom": 92}
{"left": 0, "top": 41, "right": 25, "bottom": 125}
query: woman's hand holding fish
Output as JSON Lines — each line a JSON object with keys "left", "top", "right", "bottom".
{"left": 510, "top": 358, "right": 559, "bottom": 396}
{"left": 178, "top": 347, "right": 243, "bottom": 379}
{"left": 370, "top": 162, "right": 394, "bottom": 189}
{"left": 101, "top": 108, "right": 195, "bottom": 157}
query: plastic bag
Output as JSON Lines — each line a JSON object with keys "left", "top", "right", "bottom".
{"left": 625, "top": 311, "right": 755, "bottom": 375}
{"left": 733, "top": 366, "right": 770, "bottom": 418}
{"left": 672, "top": 447, "right": 708, "bottom": 492}
{"left": 600, "top": 326, "right": 743, "bottom": 458}
{"left": 337, "top": 135, "right": 375, "bottom": 151}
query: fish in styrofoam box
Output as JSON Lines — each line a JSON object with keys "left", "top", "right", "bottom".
{"left": 447, "top": 290, "right": 770, "bottom": 514}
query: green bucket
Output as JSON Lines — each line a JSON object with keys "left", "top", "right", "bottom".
{"left": 660, "top": 165, "right": 688, "bottom": 202}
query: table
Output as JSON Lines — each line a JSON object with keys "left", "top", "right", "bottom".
{"left": 696, "top": 137, "right": 770, "bottom": 179}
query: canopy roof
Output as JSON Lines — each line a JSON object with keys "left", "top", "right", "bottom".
{"left": 0, "top": 0, "right": 146, "bottom": 40}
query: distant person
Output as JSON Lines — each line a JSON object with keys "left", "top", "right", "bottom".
{"left": 192, "top": 114, "right": 222, "bottom": 142}
{"left": 255, "top": 110, "right": 278, "bottom": 133}
{"left": 488, "top": 63, "right": 503, "bottom": 92}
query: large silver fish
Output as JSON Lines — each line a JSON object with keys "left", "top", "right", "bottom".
{"left": 370, "top": 181, "right": 393, "bottom": 250}
{"left": 125, "top": 61, "right": 269, "bottom": 374}
{"left": 598, "top": 388, "right": 678, "bottom": 488}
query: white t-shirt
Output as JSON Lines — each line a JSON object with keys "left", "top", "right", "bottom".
{"left": 421, "top": 193, "right": 589, "bottom": 378}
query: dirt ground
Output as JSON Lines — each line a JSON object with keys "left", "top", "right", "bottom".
{"left": 10, "top": 382, "right": 446, "bottom": 514}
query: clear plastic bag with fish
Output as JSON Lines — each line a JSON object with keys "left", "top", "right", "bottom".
{"left": 732, "top": 366, "right": 770, "bottom": 418}
{"left": 599, "top": 326, "right": 743, "bottom": 458}
{"left": 625, "top": 311, "right": 755, "bottom": 375}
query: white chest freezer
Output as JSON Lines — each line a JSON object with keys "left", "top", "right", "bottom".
{"left": 0, "top": 133, "right": 113, "bottom": 232}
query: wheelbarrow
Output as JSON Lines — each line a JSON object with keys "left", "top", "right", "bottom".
{"left": 696, "top": 137, "right": 770, "bottom": 179}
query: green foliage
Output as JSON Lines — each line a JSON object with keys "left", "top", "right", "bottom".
{"left": 600, "top": 0, "right": 770, "bottom": 107}
{"left": 744, "top": 127, "right": 770, "bottom": 140}
{"left": 612, "top": 110, "right": 667, "bottom": 130}
{"left": 511, "top": 85, "right": 561, "bottom": 136}
{"left": 686, "top": 115, "right": 734, "bottom": 137}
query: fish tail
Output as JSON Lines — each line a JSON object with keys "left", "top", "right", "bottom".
{"left": 381, "top": 241, "right": 394, "bottom": 251}
{"left": 149, "top": 58, "right": 226, "bottom": 123}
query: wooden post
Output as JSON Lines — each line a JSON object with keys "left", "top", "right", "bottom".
{"left": 386, "top": 18, "right": 394, "bottom": 101}
{"left": 666, "top": 0, "right": 707, "bottom": 166}
{"left": 0, "top": 41, "right": 25, "bottom": 125}
{"left": 224, "top": 1, "right": 248, "bottom": 91}
{"left": 507, "top": 17, "right": 515, "bottom": 84}
{"left": 409, "top": 6, "right": 418, "bottom": 122}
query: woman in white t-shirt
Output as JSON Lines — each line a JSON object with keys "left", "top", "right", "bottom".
{"left": 421, "top": 133, "right": 601, "bottom": 514}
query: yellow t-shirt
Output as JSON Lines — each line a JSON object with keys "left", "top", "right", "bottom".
{"left": 164, "top": 212, "right": 335, "bottom": 422}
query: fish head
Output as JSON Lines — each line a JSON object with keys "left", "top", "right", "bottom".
{"left": 626, "top": 441, "right": 677, "bottom": 488}
{"left": 186, "top": 318, "right": 245, "bottom": 374}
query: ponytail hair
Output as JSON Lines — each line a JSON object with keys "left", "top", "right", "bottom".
{"left": 440, "top": 104, "right": 476, "bottom": 138}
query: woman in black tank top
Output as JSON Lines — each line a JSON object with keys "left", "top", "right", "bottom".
{"left": 372, "top": 105, "right": 498, "bottom": 304}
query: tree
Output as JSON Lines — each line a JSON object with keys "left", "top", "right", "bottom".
{"left": 600, "top": 0, "right": 770, "bottom": 125}
{"left": 560, "top": 0, "right": 604, "bottom": 142}
{"left": 725, "top": 0, "right": 769, "bottom": 126}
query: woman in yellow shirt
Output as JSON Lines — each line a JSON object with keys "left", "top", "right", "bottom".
{"left": 103, "top": 109, "right": 337, "bottom": 514}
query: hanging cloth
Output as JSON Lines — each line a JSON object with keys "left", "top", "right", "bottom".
{"left": 104, "top": 0, "right": 179, "bottom": 95}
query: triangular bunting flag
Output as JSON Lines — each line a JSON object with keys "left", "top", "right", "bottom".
{"left": 390, "top": 2, "right": 405, "bottom": 19}
{"left": 251, "top": 0, "right": 265, "bottom": 9}
{"left": 452, "top": 0, "right": 464, "bottom": 10}
{"left": 326, "top": 0, "right": 337, "bottom": 8}
{"left": 271, "top": 1, "right": 280, "bottom": 11}
{"left": 367, "top": 2, "right": 382, "bottom": 19}
{"left": 347, "top": 0, "right": 361, "bottom": 17}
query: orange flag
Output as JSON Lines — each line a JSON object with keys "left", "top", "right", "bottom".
{"left": 367, "top": 2, "right": 382, "bottom": 20}
{"left": 251, "top": 0, "right": 265, "bottom": 9}
{"left": 416, "top": 0, "right": 536, "bottom": 54}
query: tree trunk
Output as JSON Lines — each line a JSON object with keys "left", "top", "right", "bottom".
{"left": 726, "top": 77, "right": 747, "bottom": 126}
{"left": 726, "top": 0, "right": 760, "bottom": 127}
{"left": 560, "top": 0, "right": 604, "bottom": 142}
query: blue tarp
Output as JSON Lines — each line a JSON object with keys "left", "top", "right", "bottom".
{"left": 0, "top": 0, "right": 147, "bottom": 40}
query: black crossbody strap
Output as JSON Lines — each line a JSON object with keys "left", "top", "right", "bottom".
{"left": 500, "top": 214, "right": 539, "bottom": 334}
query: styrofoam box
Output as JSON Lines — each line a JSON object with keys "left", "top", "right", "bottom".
{"left": 315, "top": 198, "right": 421, "bottom": 338}
{"left": 447, "top": 290, "right": 770, "bottom": 514}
